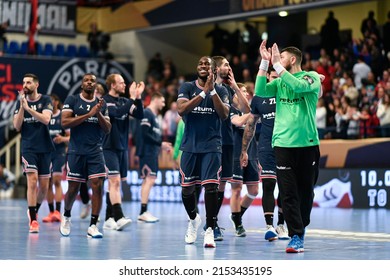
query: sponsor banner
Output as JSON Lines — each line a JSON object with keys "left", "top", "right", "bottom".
{"left": 0, "top": 0, "right": 76, "bottom": 36}
{"left": 114, "top": 168, "right": 390, "bottom": 209}
{"left": 0, "top": 56, "right": 133, "bottom": 131}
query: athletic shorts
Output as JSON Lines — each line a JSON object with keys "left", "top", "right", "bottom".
{"left": 104, "top": 150, "right": 128, "bottom": 180}
{"left": 139, "top": 155, "right": 158, "bottom": 179}
{"left": 66, "top": 152, "right": 107, "bottom": 183}
{"left": 22, "top": 152, "right": 51, "bottom": 178}
{"left": 180, "top": 152, "right": 222, "bottom": 187}
{"left": 220, "top": 145, "right": 233, "bottom": 182}
{"left": 51, "top": 152, "right": 66, "bottom": 176}
{"left": 231, "top": 159, "right": 260, "bottom": 184}
{"left": 259, "top": 150, "right": 277, "bottom": 180}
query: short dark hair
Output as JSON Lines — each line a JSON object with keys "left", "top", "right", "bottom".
{"left": 212, "top": 56, "right": 225, "bottom": 67}
{"left": 151, "top": 92, "right": 164, "bottom": 101}
{"left": 281, "top": 46, "right": 302, "bottom": 65}
{"left": 24, "top": 73, "right": 39, "bottom": 83}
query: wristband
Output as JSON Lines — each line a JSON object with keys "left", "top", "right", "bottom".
{"left": 273, "top": 62, "right": 285, "bottom": 75}
{"left": 210, "top": 89, "right": 217, "bottom": 96}
{"left": 259, "top": 60, "right": 269, "bottom": 71}
{"left": 199, "top": 91, "right": 206, "bottom": 99}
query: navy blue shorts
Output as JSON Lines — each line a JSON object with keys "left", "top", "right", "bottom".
{"left": 139, "top": 155, "right": 158, "bottom": 178}
{"left": 22, "top": 152, "right": 51, "bottom": 178}
{"left": 221, "top": 145, "right": 233, "bottom": 182}
{"left": 180, "top": 152, "right": 222, "bottom": 187}
{"left": 66, "top": 153, "right": 107, "bottom": 183}
{"left": 231, "top": 159, "right": 260, "bottom": 184}
{"left": 104, "top": 150, "right": 128, "bottom": 180}
{"left": 259, "top": 150, "right": 277, "bottom": 180}
{"left": 51, "top": 152, "right": 66, "bottom": 176}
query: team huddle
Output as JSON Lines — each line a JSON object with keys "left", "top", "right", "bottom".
{"left": 14, "top": 40, "right": 321, "bottom": 254}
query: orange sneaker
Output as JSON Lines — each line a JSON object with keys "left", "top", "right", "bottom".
{"left": 29, "top": 220, "right": 39, "bottom": 233}
{"left": 52, "top": 210, "right": 61, "bottom": 222}
{"left": 42, "top": 212, "right": 54, "bottom": 223}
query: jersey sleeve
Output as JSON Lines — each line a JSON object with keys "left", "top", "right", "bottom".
{"left": 177, "top": 82, "right": 192, "bottom": 100}
{"left": 62, "top": 95, "right": 75, "bottom": 113}
{"left": 42, "top": 95, "right": 53, "bottom": 113}
{"left": 14, "top": 100, "right": 21, "bottom": 115}
{"left": 280, "top": 71, "right": 321, "bottom": 94}
{"left": 255, "top": 75, "right": 278, "bottom": 97}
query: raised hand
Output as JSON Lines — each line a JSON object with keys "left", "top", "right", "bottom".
{"left": 259, "top": 40, "right": 271, "bottom": 61}
{"left": 204, "top": 68, "right": 214, "bottom": 93}
{"left": 135, "top": 81, "right": 145, "bottom": 98}
{"left": 129, "top": 81, "right": 137, "bottom": 99}
{"left": 271, "top": 43, "right": 281, "bottom": 65}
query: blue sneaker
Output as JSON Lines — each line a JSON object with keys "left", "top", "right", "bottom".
{"left": 203, "top": 223, "right": 224, "bottom": 241}
{"left": 265, "top": 225, "right": 278, "bottom": 241}
{"left": 286, "top": 235, "right": 304, "bottom": 253}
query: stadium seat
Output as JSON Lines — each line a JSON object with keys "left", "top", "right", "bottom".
{"left": 78, "top": 45, "right": 90, "bottom": 58}
{"left": 66, "top": 44, "right": 78, "bottom": 57}
{"left": 43, "top": 43, "right": 54, "bottom": 56}
{"left": 54, "top": 43, "right": 66, "bottom": 56}
{"left": 20, "top": 42, "right": 28, "bottom": 55}
{"left": 7, "top": 41, "right": 20, "bottom": 54}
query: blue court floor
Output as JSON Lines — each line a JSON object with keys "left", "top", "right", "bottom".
{"left": 0, "top": 198, "right": 390, "bottom": 260}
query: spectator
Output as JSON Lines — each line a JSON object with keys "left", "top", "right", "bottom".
{"left": 0, "top": 20, "right": 9, "bottom": 56}
{"left": 376, "top": 92, "right": 390, "bottom": 137}
{"left": 205, "top": 23, "right": 230, "bottom": 57}
{"left": 361, "top": 11, "right": 377, "bottom": 38}
{"left": 87, "top": 22, "right": 102, "bottom": 57}
{"left": 383, "top": 11, "right": 390, "bottom": 67}
{"left": 320, "top": 11, "right": 340, "bottom": 56}
{"left": 0, "top": 163, "right": 15, "bottom": 199}
{"left": 352, "top": 55, "right": 371, "bottom": 90}
{"left": 162, "top": 101, "right": 180, "bottom": 144}
{"left": 316, "top": 98, "right": 327, "bottom": 139}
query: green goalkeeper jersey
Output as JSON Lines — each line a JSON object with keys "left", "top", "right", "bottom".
{"left": 255, "top": 70, "right": 321, "bottom": 148}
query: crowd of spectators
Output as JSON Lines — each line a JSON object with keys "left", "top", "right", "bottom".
{"left": 140, "top": 11, "right": 390, "bottom": 148}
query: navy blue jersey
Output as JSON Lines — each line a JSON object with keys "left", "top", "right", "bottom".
{"left": 49, "top": 111, "right": 67, "bottom": 154}
{"left": 102, "top": 94, "right": 143, "bottom": 151}
{"left": 230, "top": 106, "right": 257, "bottom": 161}
{"left": 221, "top": 83, "right": 234, "bottom": 145}
{"left": 62, "top": 94, "right": 109, "bottom": 155}
{"left": 250, "top": 96, "right": 276, "bottom": 151}
{"left": 14, "top": 94, "right": 55, "bottom": 153}
{"left": 136, "top": 107, "right": 161, "bottom": 157}
{"left": 178, "top": 81, "right": 229, "bottom": 153}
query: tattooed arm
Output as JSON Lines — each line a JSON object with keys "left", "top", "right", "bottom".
{"left": 240, "top": 113, "right": 260, "bottom": 168}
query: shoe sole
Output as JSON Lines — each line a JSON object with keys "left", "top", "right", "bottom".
{"left": 60, "top": 229, "right": 70, "bottom": 237}
{"left": 278, "top": 236, "right": 290, "bottom": 240}
{"left": 204, "top": 243, "right": 216, "bottom": 248}
{"left": 137, "top": 219, "right": 159, "bottom": 223}
{"left": 214, "top": 236, "right": 223, "bottom": 241}
{"left": 286, "top": 247, "right": 304, "bottom": 253}
{"left": 29, "top": 229, "right": 39, "bottom": 233}
{"left": 87, "top": 234, "right": 103, "bottom": 239}
{"left": 116, "top": 221, "right": 132, "bottom": 231}
{"left": 236, "top": 232, "right": 246, "bottom": 237}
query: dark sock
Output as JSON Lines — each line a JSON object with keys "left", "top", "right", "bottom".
{"left": 204, "top": 185, "right": 218, "bottom": 229}
{"left": 28, "top": 206, "right": 36, "bottom": 221}
{"left": 277, "top": 211, "right": 285, "bottom": 225}
{"left": 48, "top": 203, "right": 54, "bottom": 213}
{"left": 140, "top": 203, "right": 147, "bottom": 215}
{"left": 216, "top": 191, "right": 224, "bottom": 215}
{"left": 90, "top": 214, "right": 99, "bottom": 226}
{"left": 55, "top": 201, "right": 61, "bottom": 212}
{"left": 265, "top": 214, "right": 274, "bottom": 226}
{"left": 105, "top": 192, "right": 112, "bottom": 220}
{"left": 182, "top": 192, "right": 197, "bottom": 220}
{"left": 36, "top": 203, "right": 41, "bottom": 212}
{"left": 112, "top": 203, "right": 124, "bottom": 221}
{"left": 231, "top": 212, "right": 241, "bottom": 228}
{"left": 240, "top": 206, "right": 248, "bottom": 217}
{"left": 64, "top": 209, "right": 71, "bottom": 217}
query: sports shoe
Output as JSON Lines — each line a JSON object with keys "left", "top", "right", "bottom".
{"left": 235, "top": 225, "right": 247, "bottom": 237}
{"left": 286, "top": 235, "right": 304, "bottom": 253}
{"left": 116, "top": 217, "right": 132, "bottom": 231}
{"left": 42, "top": 212, "right": 54, "bottom": 223}
{"left": 87, "top": 224, "right": 103, "bottom": 238}
{"left": 185, "top": 214, "right": 201, "bottom": 244}
{"left": 138, "top": 211, "right": 159, "bottom": 223}
{"left": 52, "top": 210, "right": 61, "bottom": 222}
{"left": 203, "top": 227, "right": 216, "bottom": 248}
{"left": 214, "top": 225, "right": 224, "bottom": 241}
{"left": 265, "top": 225, "right": 278, "bottom": 241}
{"left": 276, "top": 224, "right": 289, "bottom": 240}
{"left": 80, "top": 203, "right": 91, "bottom": 219}
{"left": 29, "top": 220, "right": 39, "bottom": 233}
{"left": 60, "top": 215, "right": 71, "bottom": 237}
{"left": 103, "top": 217, "right": 117, "bottom": 230}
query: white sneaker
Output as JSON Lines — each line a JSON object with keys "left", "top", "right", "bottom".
{"left": 265, "top": 225, "right": 278, "bottom": 241}
{"left": 116, "top": 217, "right": 132, "bottom": 231}
{"left": 60, "top": 215, "right": 71, "bottom": 237}
{"left": 80, "top": 203, "right": 91, "bottom": 219}
{"left": 103, "top": 217, "right": 117, "bottom": 230}
{"left": 87, "top": 224, "right": 103, "bottom": 238}
{"left": 203, "top": 227, "right": 216, "bottom": 248}
{"left": 276, "top": 224, "right": 289, "bottom": 240}
{"left": 185, "top": 214, "right": 201, "bottom": 244}
{"left": 138, "top": 211, "right": 159, "bottom": 223}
